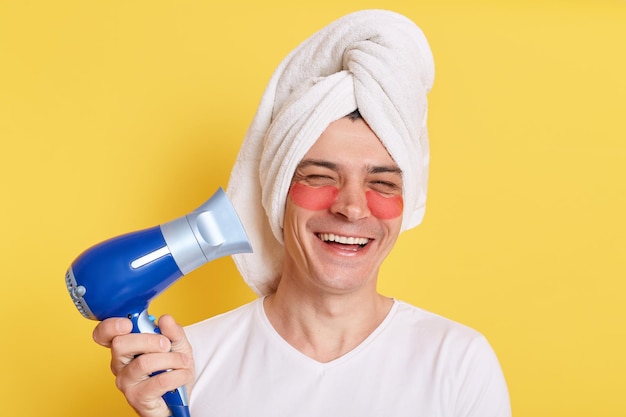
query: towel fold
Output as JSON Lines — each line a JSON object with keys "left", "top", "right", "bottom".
{"left": 227, "top": 9, "right": 435, "bottom": 296}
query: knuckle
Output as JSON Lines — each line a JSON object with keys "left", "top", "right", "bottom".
{"left": 180, "top": 352, "right": 194, "bottom": 370}
{"left": 110, "top": 334, "right": 126, "bottom": 352}
{"left": 132, "top": 354, "right": 152, "bottom": 375}
{"left": 124, "top": 388, "right": 143, "bottom": 409}
{"left": 154, "top": 372, "right": 172, "bottom": 391}
{"left": 114, "top": 375, "right": 126, "bottom": 392}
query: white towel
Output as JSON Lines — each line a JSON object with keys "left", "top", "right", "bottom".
{"left": 227, "top": 9, "right": 435, "bottom": 296}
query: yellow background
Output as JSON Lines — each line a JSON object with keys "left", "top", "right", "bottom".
{"left": 1, "top": 0, "right": 625, "bottom": 416}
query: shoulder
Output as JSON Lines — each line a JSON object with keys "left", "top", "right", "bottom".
{"left": 389, "top": 301, "right": 511, "bottom": 415}
{"left": 390, "top": 299, "right": 484, "bottom": 341}
{"left": 387, "top": 300, "right": 502, "bottom": 369}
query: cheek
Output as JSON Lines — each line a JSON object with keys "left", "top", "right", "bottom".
{"left": 289, "top": 183, "right": 338, "bottom": 210}
{"left": 366, "top": 191, "right": 404, "bottom": 220}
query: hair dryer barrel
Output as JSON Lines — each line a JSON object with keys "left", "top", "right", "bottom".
{"left": 66, "top": 225, "right": 182, "bottom": 320}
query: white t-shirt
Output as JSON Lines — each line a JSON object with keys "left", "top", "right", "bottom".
{"left": 185, "top": 298, "right": 511, "bottom": 417}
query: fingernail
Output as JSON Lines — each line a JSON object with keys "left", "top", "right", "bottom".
{"left": 160, "top": 337, "right": 169, "bottom": 351}
{"left": 115, "top": 319, "right": 127, "bottom": 332}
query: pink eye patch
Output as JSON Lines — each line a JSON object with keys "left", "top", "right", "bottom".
{"left": 289, "top": 183, "right": 339, "bottom": 211}
{"left": 365, "top": 190, "right": 404, "bottom": 219}
{"left": 289, "top": 183, "right": 403, "bottom": 219}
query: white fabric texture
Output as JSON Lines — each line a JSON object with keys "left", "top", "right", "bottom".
{"left": 185, "top": 298, "right": 512, "bottom": 417}
{"left": 226, "top": 9, "right": 435, "bottom": 296}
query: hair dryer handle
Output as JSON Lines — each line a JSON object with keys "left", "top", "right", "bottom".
{"left": 130, "top": 309, "right": 191, "bottom": 417}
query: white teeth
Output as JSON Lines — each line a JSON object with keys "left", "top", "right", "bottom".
{"left": 318, "top": 233, "right": 369, "bottom": 245}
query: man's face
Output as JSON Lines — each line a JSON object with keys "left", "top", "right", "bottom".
{"left": 282, "top": 116, "right": 404, "bottom": 294}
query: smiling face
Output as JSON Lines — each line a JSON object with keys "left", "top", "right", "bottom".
{"left": 281, "top": 116, "right": 404, "bottom": 295}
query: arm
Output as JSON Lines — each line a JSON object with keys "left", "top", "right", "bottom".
{"left": 92, "top": 315, "right": 196, "bottom": 417}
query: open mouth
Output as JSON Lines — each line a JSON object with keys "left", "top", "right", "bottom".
{"left": 317, "top": 233, "right": 370, "bottom": 250}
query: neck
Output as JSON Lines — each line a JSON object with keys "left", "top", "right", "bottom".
{"left": 264, "top": 282, "right": 393, "bottom": 363}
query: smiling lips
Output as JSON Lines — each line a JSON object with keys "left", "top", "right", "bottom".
{"left": 318, "top": 233, "right": 369, "bottom": 245}
{"left": 317, "top": 233, "right": 369, "bottom": 253}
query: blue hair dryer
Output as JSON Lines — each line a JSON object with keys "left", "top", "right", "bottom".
{"left": 65, "top": 187, "right": 251, "bottom": 417}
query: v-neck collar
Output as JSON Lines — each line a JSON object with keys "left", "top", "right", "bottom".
{"left": 254, "top": 297, "right": 399, "bottom": 370}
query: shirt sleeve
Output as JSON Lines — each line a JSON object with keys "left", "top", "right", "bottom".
{"left": 453, "top": 335, "right": 512, "bottom": 417}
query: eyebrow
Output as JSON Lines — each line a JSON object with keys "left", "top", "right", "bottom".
{"left": 296, "top": 159, "right": 338, "bottom": 170}
{"left": 296, "top": 158, "right": 403, "bottom": 175}
{"left": 368, "top": 165, "right": 403, "bottom": 175}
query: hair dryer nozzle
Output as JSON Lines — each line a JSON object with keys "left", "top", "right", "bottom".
{"left": 161, "top": 187, "right": 252, "bottom": 274}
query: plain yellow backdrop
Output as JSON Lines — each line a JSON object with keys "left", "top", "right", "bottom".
{"left": 1, "top": 0, "right": 625, "bottom": 416}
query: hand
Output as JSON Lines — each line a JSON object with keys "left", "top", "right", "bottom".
{"left": 92, "top": 315, "right": 195, "bottom": 417}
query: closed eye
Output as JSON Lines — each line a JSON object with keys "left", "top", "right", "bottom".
{"left": 293, "top": 159, "right": 339, "bottom": 187}
{"left": 369, "top": 180, "right": 402, "bottom": 195}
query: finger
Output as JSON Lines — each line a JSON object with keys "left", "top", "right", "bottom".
{"left": 123, "top": 368, "right": 193, "bottom": 417}
{"left": 128, "top": 395, "right": 169, "bottom": 417}
{"left": 119, "top": 352, "right": 192, "bottom": 389}
{"left": 117, "top": 354, "right": 194, "bottom": 417}
{"left": 110, "top": 333, "right": 171, "bottom": 375}
{"left": 92, "top": 317, "right": 132, "bottom": 348}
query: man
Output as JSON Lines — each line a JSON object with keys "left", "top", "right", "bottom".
{"left": 93, "top": 10, "right": 511, "bottom": 417}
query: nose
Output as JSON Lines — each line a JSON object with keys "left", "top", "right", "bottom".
{"left": 330, "top": 183, "right": 370, "bottom": 221}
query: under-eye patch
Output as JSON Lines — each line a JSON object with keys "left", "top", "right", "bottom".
{"left": 289, "top": 183, "right": 403, "bottom": 219}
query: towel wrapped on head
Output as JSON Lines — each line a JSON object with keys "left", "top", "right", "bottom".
{"left": 226, "top": 9, "right": 435, "bottom": 296}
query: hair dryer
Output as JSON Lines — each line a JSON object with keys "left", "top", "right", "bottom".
{"left": 65, "top": 187, "right": 252, "bottom": 417}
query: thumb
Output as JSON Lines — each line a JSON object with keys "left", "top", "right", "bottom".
{"left": 157, "top": 314, "right": 193, "bottom": 356}
{"left": 156, "top": 314, "right": 196, "bottom": 399}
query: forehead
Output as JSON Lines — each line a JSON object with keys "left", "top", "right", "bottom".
{"left": 302, "top": 117, "right": 399, "bottom": 170}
